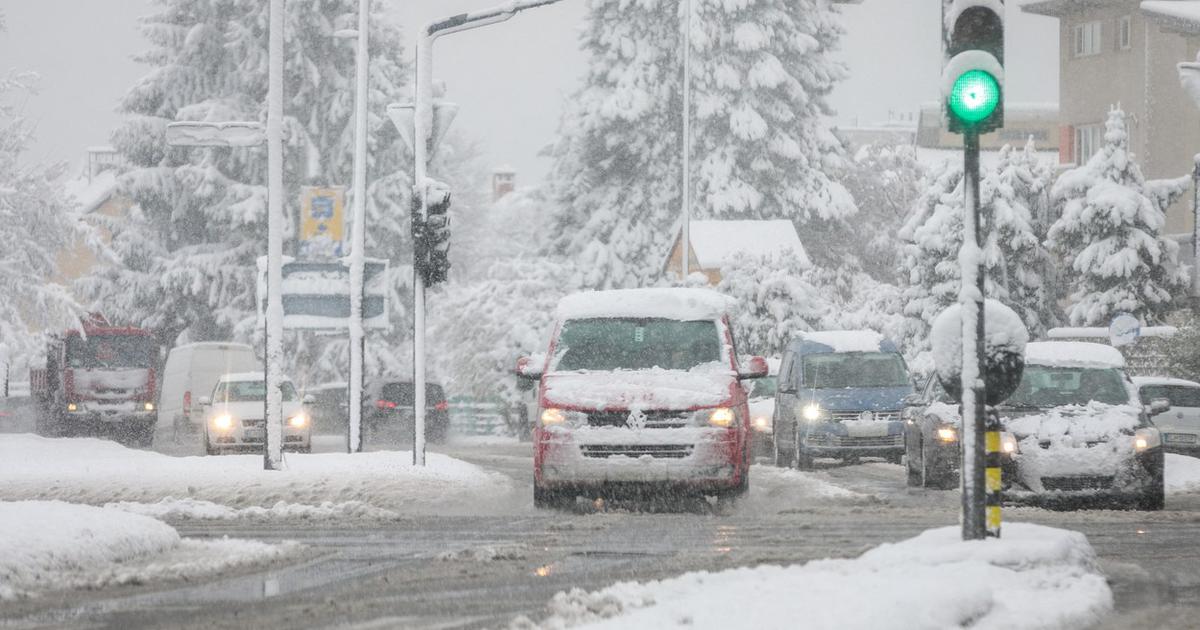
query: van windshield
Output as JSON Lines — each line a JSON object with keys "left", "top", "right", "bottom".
{"left": 801, "top": 352, "right": 908, "bottom": 389}
{"left": 213, "top": 380, "right": 297, "bottom": 402}
{"left": 553, "top": 318, "right": 721, "bottom": 372}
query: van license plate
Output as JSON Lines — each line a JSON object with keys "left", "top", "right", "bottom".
{"left": 1166, "top": 433, "right": 1197, "bottom": 444}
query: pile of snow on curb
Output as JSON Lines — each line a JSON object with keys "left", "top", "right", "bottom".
{"left": 105, "top": 497, "right": 402, "bottom": 521}
{"left": 519, "top": 523, "right": 1111, "bottom": 630}
{"left": 1166, "top": 453, "right": 1200, "bottom": 494}
{"left": 0, "top": 501, "right": 294, "bottom": 599}
{"left": 0, "top": 434, "right": 511, "bottom": 514}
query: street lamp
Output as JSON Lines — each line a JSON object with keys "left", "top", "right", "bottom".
{"left": 402, "top": 0, "right": 568, "bottom": 466}
{"left": 333, "top": 0, "right": 371, "bottom": 454}
{"left": 1177, "top": 55, "right": 1200, "bottom": 298}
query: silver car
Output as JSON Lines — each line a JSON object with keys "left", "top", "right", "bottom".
{"left": 1134, "top": 376, "right": 1200, "bottom": 455}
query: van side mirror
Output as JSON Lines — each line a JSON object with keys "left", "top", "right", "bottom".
{"left": 1149, "top": 398, "right": 1171, "bottom": 416}
{"left": 516, "top": 355, "right": 544, "bottom": 382}
{"left": 738, "top": 356, "right": 769, "bottom": 380}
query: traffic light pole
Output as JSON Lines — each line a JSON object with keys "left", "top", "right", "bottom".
{"left": 410, "top": 0, "right": 568, "bottom": 467}
{"left": 960, "top": 130, "right": 987, "bottom": 540}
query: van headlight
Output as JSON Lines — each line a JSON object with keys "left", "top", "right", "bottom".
{"left": 702, "top": 407, "right": 737, "bottom": 428}
{"left": 935, "top": 426, "right": 958, "bottom": 443}
{"left": 1134, "top": 427, "right": 1161, "bottom": 452}
{"left": 752, "top": 415, "right": 772, "bottom": 433}
{"left": 212, "top": 414, "right": 235, "bottom": 431}
{"left": 287, "top": 413, "right": 308, "bottom": 428}
{"left": 539, "top": 408, "right": 586, "bottom": 428}
{"left": 801, "top": 403, "right": 825, "bottom": 422}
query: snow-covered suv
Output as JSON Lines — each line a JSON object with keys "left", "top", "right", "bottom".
{"left": 906, "top": 341, "right": 1167, "bottom": 510}
{"left": 517, "top": 288, "right": 768, "bottom": 509}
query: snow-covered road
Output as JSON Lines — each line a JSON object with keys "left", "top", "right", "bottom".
{"left": 1, "top": 437, "right": 1200, "bottom": 628}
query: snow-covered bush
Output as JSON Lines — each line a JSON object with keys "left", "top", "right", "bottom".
{"left": 543, "top": 0, "right": 853, "bottom": 289}
{"left": 717, "top": 252, "right": 821, "bottom": 357}
{"left": 1046, "top": 107, "right": 1190, "bottom": 326}
{"left": 835, "top": 141, "right": 926, "bottom": 279}
{"left": 0, "top": 69, "right": 84, "bottom": 366}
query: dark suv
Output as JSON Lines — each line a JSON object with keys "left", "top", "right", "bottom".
{"left": 363, "top": 381, "right": 450, "bottom": 445}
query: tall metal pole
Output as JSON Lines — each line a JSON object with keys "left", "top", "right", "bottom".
{"left": 264, "top": 0, "right": 285, "bottom": 471}
{"left": 680, "top": 0, "right": 691, "bottom": 279}
{"left": 412, "top": 34, "right": 434, "bottom": 467}
{"left": 1193, "top": 156, "right": 1200, "bottom": 298}
{"left": 347, "top": 0, "right": 370, "bottom": 454}
{"left": 960, "top": 130, "right": 987, "bottom": 539}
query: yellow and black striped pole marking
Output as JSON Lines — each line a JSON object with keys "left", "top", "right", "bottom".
{"left": 984, "top": 408, "right": 1002, "bottom": 537}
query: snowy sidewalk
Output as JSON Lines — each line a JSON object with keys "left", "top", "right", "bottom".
{"left": 0, "top": 434, "right": 513, "bottom": 517}
{"left": 522, "top": 523, "right": 1112, "bottom": 630}
{"left": 0, "top": 501, "right": 295, "bottom": 600}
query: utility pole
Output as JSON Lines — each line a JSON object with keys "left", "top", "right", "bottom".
{"left": 264, "top": 0, "right": 285, "bottom": 471}
{"left": 346, "top": 0, "right": 370, "bottom": 453}
{"left": 680, "top": 0, "right": 691, "bottom": 279}
{"left": 407, "top": 0, "right": 568, "bottom": 466}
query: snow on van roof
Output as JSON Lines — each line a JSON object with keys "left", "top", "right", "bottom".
{"left": 1024, "top": 342, "right": 1125, "bottom": 369}
{"left": 800, "top": 330, "right": 888, "bottom": 353}
{"left": 556, "top": 288, "right": 735, "bottom": 321}
{"left": 174, "top": 342, "right": 255, "bottom": 351}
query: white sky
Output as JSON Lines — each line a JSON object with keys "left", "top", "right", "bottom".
{"left": 0, "top": 0, "right": 1057, "bottom": 185}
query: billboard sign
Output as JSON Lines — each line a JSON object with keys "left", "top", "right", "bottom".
{"left": 299, "top": 186, "right": 346, "bottom": 258}
{"left": 256, "top": 257, "right": 390, "bottom": 331}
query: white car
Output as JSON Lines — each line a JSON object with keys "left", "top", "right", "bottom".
{"left": 202, "top": 372, "right": 311, "bottom": 455}
{"left": 1134, "top": 376, "right": 1200, "bottom": 455}
{"left": 158, "top": 342, "right": 259, "bottom": 439}
{"left": 746, "top": 357, "right": 780, "bottom": 458}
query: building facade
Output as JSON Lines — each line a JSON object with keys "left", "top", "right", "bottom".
{"left": 1024, "top": 0, "right": 1200, "bottom": 234}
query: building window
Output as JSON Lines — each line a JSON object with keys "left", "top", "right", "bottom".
{"left": 1119, "top": 15, "right": 1132, "bottom": 50}
{"left": 1075, "top": 124, "right": 1103, "bottom": 163}
{"left": 1074, "top": 21, "right": 1102, "bottom": 57}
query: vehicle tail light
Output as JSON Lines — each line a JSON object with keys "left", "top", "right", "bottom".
{"left": 183, "top": 391, "right": 192, "bottom": 417}
{"left": 376, "top": 399, "right": 397, "bottom": 409}
{"left": 434, "top": 401, "right": 449, "bottom": 411}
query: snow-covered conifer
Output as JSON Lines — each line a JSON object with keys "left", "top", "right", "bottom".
{"left": 0, "top": 71, "right": 83, "bottom": 366}
{"left": 81, "top": 0, "right": 413, "bottom": 359}
{"left": 837, "top": 141, "right": 925, "bottom": 279}
{"left": 717, "top": 252, "right": 822, "bottom": 357}
{"left": 544, "top": 0, "right": 853, "bottom": 289}
{"left": 1046, "top": 108, "right": 1189, "bottom": 325}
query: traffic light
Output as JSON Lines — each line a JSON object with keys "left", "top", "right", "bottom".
{"left": 412, "top": 179, "right": 452, "bottom": 286}
{"left": 942, "top": 0, "right": 1004, "bottom": 134}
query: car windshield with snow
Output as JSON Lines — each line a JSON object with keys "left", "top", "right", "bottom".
{"left": 773, "top": 331, "right": 912, "bottom": 469}
{"left": 203, "top": 374, "right": 310, "bottom": 456}
{"left": 518, "top": 288, "right": 766, "bottom": 509}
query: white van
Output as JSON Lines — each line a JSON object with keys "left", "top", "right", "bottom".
{"left": 158, "top": 342, "right": 260, "bottom": 437}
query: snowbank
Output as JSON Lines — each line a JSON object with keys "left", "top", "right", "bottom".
{"left": 105, "top": 497, "right": 402, "bottom": 521}
{"left": 1166, "top": 453, "right": 1200, "bottom": 494}
{"left": 0, "top": 501, "right": 293, "bottom": 599}
{"left": 0, "top": 434, "right": 511, "bottom": 514}
{"left": 522, "top": 523, "right": 1111, "bottom": 630}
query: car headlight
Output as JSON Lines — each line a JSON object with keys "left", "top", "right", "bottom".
{"left": 935, "top": 426, "right": 958, "bottom": 443}
{"left": 144, "top": 402, "right": 155, "bottom": 412}
{"left": 752, "top": 415, "right": 773, "bottom": 433}
{"left": 1135, "top": 427, "right": 1161, "bottom": 452}
{"left": 801, "top": 403, "right": 825, "bottom": 422}
{"left": 1000, "top": 431, "right": 1019, "bottom": 456}
{"left": 212, "top": 414, "right": 235, "bottom": 431}
{"left": 539, "top": 408, "right": 586, "bottom": 428}
{"left": 288, "top": 414, "right": 307, "bottom": 428}
{"left": 66, "top": 403, "right": 79, "bottom": 412}
{"left": 704, "top": 407, "right": 736, "bottom": 428}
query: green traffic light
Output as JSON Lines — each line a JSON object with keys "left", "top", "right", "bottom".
{"left": 949, "top": 69, "right": 1000, "bottom": 125}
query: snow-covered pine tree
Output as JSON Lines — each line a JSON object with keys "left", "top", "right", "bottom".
{"left": 1046, "top": 107, "right": 1189, "bottom": 326}
{"left": 0, "top": 69, "right": 84, "bottom": 369}
{"left": 544, "top": 0, "right": 853, "bottom": 289}
{"left": 81, "top": 0, "right": 413, "bottom": 368}
{"left": 716, "top": 251, "right": 823, "bottom": 357}
{"left": 836, "top": 141, "right": 925, "bottom": 279}
{"left": 981, "top": 139, "right": 1057, "bottom": 338}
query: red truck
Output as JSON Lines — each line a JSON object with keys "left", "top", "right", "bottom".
{"left": 31, "top": 316, "right": 158, "bottom": 446}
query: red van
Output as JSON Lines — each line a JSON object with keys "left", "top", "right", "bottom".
{"left": 516, "top": 288, "right": 768, "bottom": 508}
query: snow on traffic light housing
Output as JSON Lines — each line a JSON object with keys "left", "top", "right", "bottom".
{"left": 942, "top": 0, "right": 1004, "bottom": 134}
